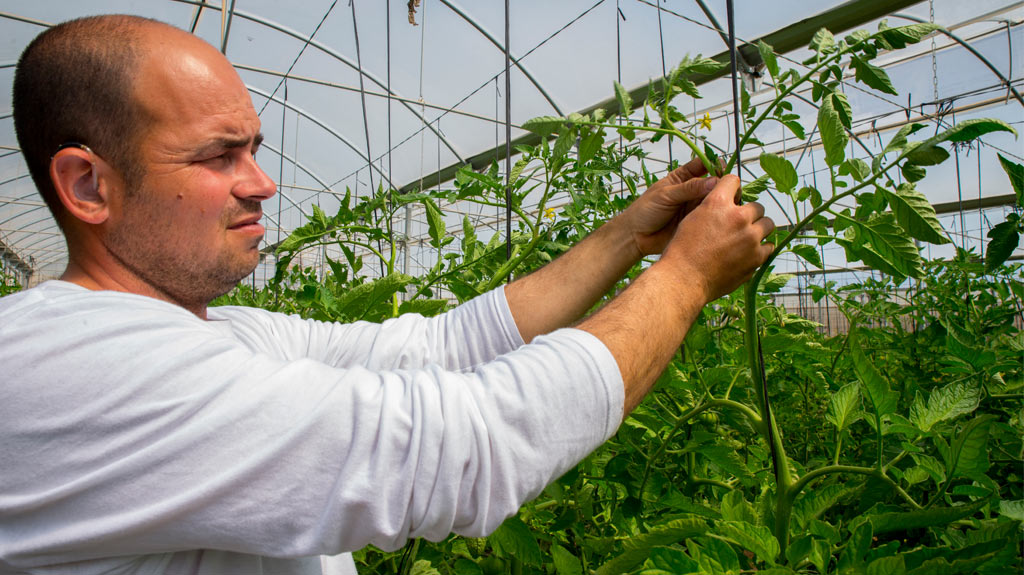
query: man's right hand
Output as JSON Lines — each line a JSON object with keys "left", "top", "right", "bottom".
{"left": 657, "top": 174, "right": 775, "bottom": 305}
{"left": 578, "top": 173, "right": 775, "bottom": 416}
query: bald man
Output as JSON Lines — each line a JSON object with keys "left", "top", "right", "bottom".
{"left": 2, "top": 15, "right": 773, "bottom": 574}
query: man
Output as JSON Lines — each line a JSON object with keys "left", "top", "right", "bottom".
{"left": 1, "top": 14, "right": 774, "bottom": 574}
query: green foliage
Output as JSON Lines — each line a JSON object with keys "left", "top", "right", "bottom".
{"left": 215, "top": 20, "right": 1023, "bottom": 574}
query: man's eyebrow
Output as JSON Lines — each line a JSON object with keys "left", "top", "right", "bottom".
{"left": 195, "top": 133, "right": 264, "bottom": 155}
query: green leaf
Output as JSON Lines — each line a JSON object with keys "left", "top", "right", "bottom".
{"left": 838, "top": 212, "right": 925, "bottom": 278}
{"left": 613, "top": 81, "right": 633, "bottom": 115}
{"left": 453, "top": 558, "right": 483, "bottom": 575}
{"left": 721, "top": 490, "right": 757, "bottom": 524}
{"left": 908, "top": 382, "right": 981, "bottom": 432}
{"left": 398, "top": 299, "right": 448, "bottom": 317}
{"left": 826, "top": 383, "right": 862, "bottom": 432}
{"left": 818, "top": 96, "right": 847, "bottom": 167}
{"left": 934, "top": 118, "right": 1016, "bottom": 144}
{"left": 840, "top": 158, "right": 870, "bottom": 181}
{"left": 551, "top": 544, "right": 583, "bottom": 575}
{"left": 793, "top": 483, "right": 859, "bottom": 528}
{"left": 985, "top": 220, "right": 1020, "bottom": 273}
{"left": 331, "top": 273, "right": 412, "bottom": 320}
{"left": 883, "top": 183, "right": 950, "bottom": 245}
{"left": 936, "top": 415, "right": 993, "bottom": 479}
{"left": 998, "top": 499, "right": 1024, "bottom": 521}
{"left": 868, "top": 497, "right": 990, "bottom": 535}
{"left": 741, "top": 175, "right": 770, "bottom": 202}
{"left": 851, "top": 56, "right": 898, "bottom": 95}
{"left": 901, "top": 162, "right": 927, "bottom": 183}
{"left": 697, "top": 444, "right": 756, "bottom": 482}
{"left": 867, "top": 555, "right": 906, "bottom": 575}
{"left": 790, "top": 244, "right": 823, "bottom": 269}
{"left": 553, "top": 125, "right": 575, "bottom": 162}
{"left": 759, "top": 153, "right": 798, "bottom": 195}
{"left": 521, "top": 115, "right": 565, "bottom": 137}
{"left": 410, "top": 559, "right": 442, "bottom": 575}
{"left": 422, "top": 198, "right": 447, "bottom": 248}
{"left": 997, "top": 153, "right": 1024, "bottom": 207}
{"left": 713, "top": 521, "right": 780, "bottom": 565}
{"left": 831, "top": 92, "right": 853, "bottom": 129}
{"left": 489, "top": 516, "right": 542, "bottom": 565}
{"left": 596, "top": 518, "right": 709, "bottom": 575}
{"left": 883, "top": 123, "right": 927, "bottom": 156}
{"left": 904, "top": 142, "right": 950, "bottom": 166}
{"left": 875, "top": 22, "right": 940, "bottom": 49}
{"left": 508, "top": 158, "right": 528, "bottom": 184}
{"left": 757, "top": 40, "right": 779, "bottom": 80}
{"left": 851, "top": 338, "right": 898, "bottom": 419}
{"left": 639, "top": 547, "right": 699, "bottom": 575}
{"left": 577, "top": 130, "right": 604, "bottom": 165}
{"left": 810, "top": 28, "right": 836, "bottom": 53}
{"left": 759, "top": 273, "right": 793, "bottom": 294}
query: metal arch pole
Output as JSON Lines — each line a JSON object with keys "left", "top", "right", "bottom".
{"left": 166, "top": 0, "right": 466, "bottom": 164}
{"left": 189, "top": 0, "right": 207, "bottom": 33}
{"left": 246, "top": 86, "right": 397, "bottom": 191}
{"left": 891, "top": 12, "right": 1024, "bottom": 108}
{"left": 220, "top": 0, "right": 237, "bottom": 53}
{"left": 438, "top": 0, "right": 564, "bottom": 116}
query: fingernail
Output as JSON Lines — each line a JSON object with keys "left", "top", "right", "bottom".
{"left": 704, "top": 177, "right": 718, "bottom": 192}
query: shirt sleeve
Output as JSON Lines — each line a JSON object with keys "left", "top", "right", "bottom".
{"left": 0, "top": 289, "right": 624, "bottom": 564}
{"left": 211, "top": 287, "right": 525, "bottom": 372}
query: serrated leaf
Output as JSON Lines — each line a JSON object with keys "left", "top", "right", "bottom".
{"left": 883, "top": 123, "right": 927, "bottom": 156}
{"left": 713, "top": 521, "right": 780, "bottom": 565}
{"left": 759, "top": 273, "right": 793, "bottom": 294}
{"left": 698, "top": 444, "right": 756, "bottom": 482}
{"left": 521, "top": 115, "right": 565, "bottom": 137}
{"left": 810, "top": 28, "right": 836, "bottom": 53}
{"left": 398, "top": 299, "right": 448, "bottom": 317}
{"left": 742, "top": 174, "right": 770, "bottom": 202}
{"left": 867, "top": 555, "right": 906, "bottom": 575}
{"left": 935, "top": 118, "right": 1016, "bottom": 143}
{"left": 410, "top": 559, "right": 441, "bottom": 575}
{"left": 759, "top": 153, "right": 798, "bottom": 195}
{"left": 851, "top": 339, "right": 898, "bottom": 419}
{"left": 553, "top": 125, "right": 575, "bottom": 162}
{"left": 489, "top": 516, "right": 542, "bottom": 565}
{"left": 552, "top": 544, "right": 583, "bottom": 575}
{"left": 851, "top": 56, "right": 898, "bottom": 95}
{"left": 818, "top": 96, "right": 847, "bottom": 167}
{"left": 884, "top": 183, "right": 950, "bottom": 245}
{"left": 613, "top": 81, "right": 633, "bottom": 115}
{"left": 904, "top": 142, "right": 950, "bottom": 166}
{"left": 826, "top": 383, "right": 862, "bottom": 432}
{"left": 997, "top": 153, "right": 1024, "bottom": 207}
{"left": 908, "top": 382, "right": 981, "bottom": 432}
{"left": 986, "top": 220, "right": 1021, "bottom": 273}
{"left": 331, "top": 273, "right": 412, "bottom": 320}
{"left": 790, "top": 243, "right": 823, "bottom": 269}
{"left": 869, "top": 497, "right": 989, "bottom": 536}
{"left": 998, "top": 499, "right": 1024, "bottom": 521}
{"left": 453, "top": 558, "right": 483, "bottom": 575}
{"left": 639, "top": 547, "right": 699, "bottom": 575}
{"left": 422, "top": 198, "right": 447, "bottom": 248}
{"left": 758, "top": 40, "right": 779, "bottom": 80}
{"left": 596, "top": 519, "right": 709, "bottom": 575}
{"left": 721, "top": 490, "right": 757, "bottom": 524}
{"left": 508, "top": 158, "right": 528, "bottom": 183}
{"left": 793, "top": 483, "right": 859, "bottom": 528}
{"left": 838, "top": 212, "right": 924, "bottom": 278}
{"left": 840, "top": 158, "right": 871, "bottom": 182}
{"left": 937, "top": 415, "right": 993, "bottom": 479}
{"left": 831, "top": 92, "right": 853, "bottom": 129}
{"left": 876, "top": 22, "right": 940, "bottom": 48}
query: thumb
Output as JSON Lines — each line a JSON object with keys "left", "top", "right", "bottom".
{"left": 706, "top": 174, "right": 742, "bottom": 206}
{"left": 657, "top": 175, "right": 719, "bottom": 206}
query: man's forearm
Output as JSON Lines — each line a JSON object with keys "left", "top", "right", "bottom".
{"left": 504, "top": 216, "right": 641, "bottom": 344}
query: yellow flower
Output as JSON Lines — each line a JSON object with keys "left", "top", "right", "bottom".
{"left": 544, "top": 207, "right": 557, "bottom": 221}
{"left": 699, "top": 113, "right": 713, "bottom": 130}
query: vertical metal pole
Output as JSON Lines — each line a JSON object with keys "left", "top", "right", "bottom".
{"left": 504, "top": 0, "right": 513, "bottom": 262}
{"left": 726, "top": 0, "right": 742, "bottom": 177}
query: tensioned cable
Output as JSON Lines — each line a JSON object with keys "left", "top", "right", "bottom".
{"left": 504, "top": 0, "right": 512, "bottom": 262}
{"left": 349, "top": 0, "right": 375, "bottom": 198}
{"left": 331, "top": 0, "right": 605, "bottom": 191}
{"left": 256, "top": 0, "right": 339, "bottom": 117}
{"left": 656, "top": 0, "right": 673, "bottom": 165}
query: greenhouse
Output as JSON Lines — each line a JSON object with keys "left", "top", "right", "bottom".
{"left": 0, "top": 0, "right": 1021, "bottom": 573}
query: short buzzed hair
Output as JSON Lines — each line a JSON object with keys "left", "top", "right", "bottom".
{"left": 12, "top": 15, "right": 161, "bottom": 227}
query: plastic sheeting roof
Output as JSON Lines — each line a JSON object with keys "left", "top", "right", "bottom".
{"left": 1, "top": 0, "right": 1022, "bottom": 285}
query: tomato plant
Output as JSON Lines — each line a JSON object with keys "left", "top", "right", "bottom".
{"left": 215, "top": 20, "right": 1023, "bottom": 575}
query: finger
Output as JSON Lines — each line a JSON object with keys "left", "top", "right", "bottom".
{"left": 741, "top": 201, "right": 766, "bottom": 222}
{"left": 706, "top": 174, "right": 741, "bottom": 205}
{"left": 662, "top": 157, "right": 708, "bottom": 184}
{"left": 753, "top": 215, "right": 776, "bottom": 239}
{"left": 657, "top": 176, "right": 719, "bottom": 206}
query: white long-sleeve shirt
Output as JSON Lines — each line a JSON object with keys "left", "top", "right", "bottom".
{"left": 0, "top": 281, "right": 624, "bottom": 574}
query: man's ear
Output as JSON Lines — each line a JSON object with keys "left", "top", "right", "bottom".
{"left": 50, "top": 147, "right": 109, "bottom": 225}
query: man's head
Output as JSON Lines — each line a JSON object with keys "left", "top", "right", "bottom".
{"left": 13, "top": 15, "right": 276, "bottom": 315}
{"left": 13, "top": 15, "right": 152, "bottom": 225}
